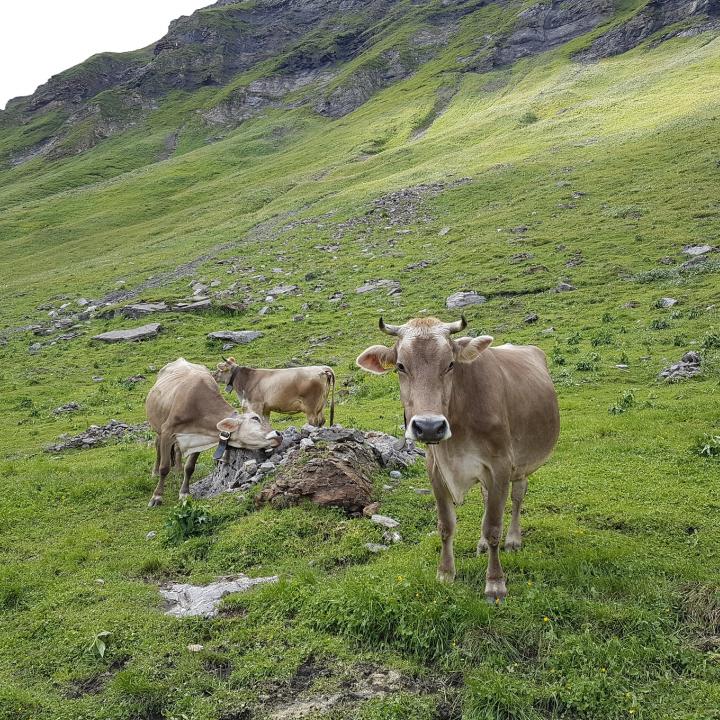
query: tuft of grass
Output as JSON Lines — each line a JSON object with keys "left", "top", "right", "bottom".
{"left": 691, "top": 434, "right": 720, "bottom": 458}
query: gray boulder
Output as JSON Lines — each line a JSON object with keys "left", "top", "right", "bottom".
{"left": 160, "top": 575, "right": 279, "bottom": 618}
{"left": 446, "top": 291, "right": 487, "bottom": 309}
{"left": 207, "top": 330, "right": 262, "bottom": 345}
{"left": 92, "top": 323, "right": 161, "bottom": 343}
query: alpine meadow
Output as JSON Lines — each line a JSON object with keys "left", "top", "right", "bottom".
{"left": 1, "top": 0, "right": 719, "bottom": 718}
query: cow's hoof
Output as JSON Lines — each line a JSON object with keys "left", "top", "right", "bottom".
{"left": 504, "top": 535, "right": 522, "bottom": 552}
{"left": 148, "top": 496, "right": 163, "bottom": 507}
{"left": 476, "top": 537, "right": 489, "bottom": 555}
{"left": 436, "top": 569, "right": 456, "bottom": 584}
{"left": 484, "top": 579, "right": 507, "bottom": 604}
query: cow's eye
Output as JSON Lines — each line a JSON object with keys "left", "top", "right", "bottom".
{"left": 252, "top": 416, "right": 261, "bottom": 423}
{"left": 396, "top": 362, "right": 406, "bottom": 373}
{"left": 446, "top": 362, "right": 455, "bottom": 373}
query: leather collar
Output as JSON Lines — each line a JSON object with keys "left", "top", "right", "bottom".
{"left": 225, "top": 365, "right": 241, "bottom": 393}
{"left": 213, "top": 430, "right": 232, "bottom": 461}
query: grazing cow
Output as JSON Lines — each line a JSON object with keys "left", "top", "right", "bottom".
{"left": 145, "top": 358, "right": 281, "bottom": 507}
{"left": 356, "top": 316, "right": 559, "bottom": 602}
{"left": 214, "top": 357, "right": 335, "bottom": 427}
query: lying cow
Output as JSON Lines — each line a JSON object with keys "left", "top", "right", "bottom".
{"left": 357, "top": 316, "right": 559, "bottom": 602}
{"left": 145, "top": 358, "right": 281, "bottom": 507}
{"left": 214, "top": 357, "right": 335, "bottom": 427}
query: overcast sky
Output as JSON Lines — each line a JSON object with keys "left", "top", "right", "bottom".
{"left": 0, "top": 1, "right": 206, "bottom": 109}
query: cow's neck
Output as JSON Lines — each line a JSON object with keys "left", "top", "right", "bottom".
{"left": 229, "top": 365, "right": 253, "bottom": 392}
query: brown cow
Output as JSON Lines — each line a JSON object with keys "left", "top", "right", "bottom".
{"left": 214, "top": 357, "right": 335, "bottom": 427}
{"left": 356, "top": 316, "right": 559, "bottom": 602}
{"left": 146, "top": 358, "right": 281, "bottom": 507}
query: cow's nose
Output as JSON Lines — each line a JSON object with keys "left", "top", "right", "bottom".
{"left": 411, "top": 416, "right": 449, "bottom": 443}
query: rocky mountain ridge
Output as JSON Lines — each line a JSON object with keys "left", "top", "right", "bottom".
{"left": 1, "top": 0, "right": 718, "bottom": 166}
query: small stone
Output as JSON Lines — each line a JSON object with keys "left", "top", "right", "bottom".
{"left": 414, "top": 488, "right": 432, "bottom": 495}
{"left": 389, "top": 470, "right": 401, "bottom": 479}
{"left": 553, "top": 282, "right": 576, "bottom": 293}
{"left": 92, "top": 376, "right": 104, "bottom": 383}
{"left": 658, "top": 297, "right": 678, "bottom": 308}
{"left": 187, "top": 644, "right": 205, "bottom": 652}
{"left": 146, "top": 531, "right": 157, "bottom": 540}
{"left": 615, "top": 364, "right": 629, "bottom": 370}
{"left": 541, "top": 327, "right": 555, "bottom": 335}
{"left": 363, "top": 502, "right": 380, "bottom": 517}
{"left": 371, "top": 514, "right": 400, "bottom": 529}
{"left": 524, "top": 313, "right": 539, "bottom": 324}
{"left": 383, "top": 530, "right": 403, "bottom": 544}
{"left": 29, "top": 342, "right": 42, "bottom": 353}
{"left": 95, "top": 579, "right": 105, "bottom": 585}
{"left": 438, "top": 226, "right": 451, "bottom": 236}
{"left": 382, "top": 485, "right": 393, "bottom": 491}
{"left": 259, "top": 306, "right": 271, "bottom": 315}
{"left": 446, "top": 291, "right": 487, "bottom": 309}
{"left": 299, "top": 438, "right": 314, "bottom": 450}
{"left": 259, "top": 461, "right": 275, "bottom": 474}
{"left": 243, "top": 460, "right": 258, "bottom": 476}
{"left": 365, "top": 543, "right": 389, "bottom": 553}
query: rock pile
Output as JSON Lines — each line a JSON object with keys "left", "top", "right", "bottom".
{"left": 191, "top": 425, "right": 423, "bottom": 515}
{"left": 46, "top": 420, "right": 149, "bottom": 452}
{"left": 658, "top": 351, "right": 702, "bottom": 382}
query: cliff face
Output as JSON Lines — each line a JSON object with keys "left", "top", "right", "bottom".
{"left": 1, "top": 0, "right": 718, "bottom": 165}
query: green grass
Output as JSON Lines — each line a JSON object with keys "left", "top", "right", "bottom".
{"left": 1, "top": 4, "right": 720, "bottom": 718}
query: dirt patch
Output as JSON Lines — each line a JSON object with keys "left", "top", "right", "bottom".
{"left": 264, "top": 659, "right": 459, "bottom": 719}
{"left": 679, "top": 582, "right": 720, "bottom": 652}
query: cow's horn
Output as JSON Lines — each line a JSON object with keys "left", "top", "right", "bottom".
{"left": 379, "top": 317, "right": 402, "bottom": 336}
{"left": 443, "top": 315, "right": 467, "bottom": 334}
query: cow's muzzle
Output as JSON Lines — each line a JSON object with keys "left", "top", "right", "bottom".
{"left": 406, "top": 415, "right": 451, "bottom": 444}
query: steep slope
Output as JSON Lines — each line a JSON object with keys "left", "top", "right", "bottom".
{"left": 1, "top": 1, "right": 720, "bottom": 719}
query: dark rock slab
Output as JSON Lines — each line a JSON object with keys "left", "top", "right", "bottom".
{"left": 446, "top": 291, "right": 487, "bottom": 309}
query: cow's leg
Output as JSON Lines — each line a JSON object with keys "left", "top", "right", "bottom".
{"left": 173, "top": 443, "right": 183, "bottom": 474}
{"left": 483, "top": 470, "right": 511, "bottom": 603}
{"left": 149, "top": 433, "right": 174, "bottom": 507}
{"left": 429, "top": 458, "right": 456, "bottom": 583}
{"left": 179, "top": 452, "right": 199, "bottom": 501}
{"left": 477, "top": 480, "right": 490, "bottom": 554}
{"left": 505, "top": 478, "right": 528, "bottom": 551}
{"left": 152, "top": 435, "right": 161, "bottom": 476}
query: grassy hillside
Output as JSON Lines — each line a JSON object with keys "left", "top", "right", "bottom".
{"left": 1, "top": 1, "right": 719, "bottom": 718}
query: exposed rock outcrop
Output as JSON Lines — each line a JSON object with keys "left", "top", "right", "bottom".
{"left": 576, "top": 0, "right": 720, "bottom": 62}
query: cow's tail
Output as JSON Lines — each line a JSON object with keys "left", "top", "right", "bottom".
{"left": 326, "top": 368, "right": 336, "bottom": 426}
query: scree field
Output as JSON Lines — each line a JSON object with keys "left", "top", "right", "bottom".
{"left": 0, "top": 1, "right": 719, "bottom": 718}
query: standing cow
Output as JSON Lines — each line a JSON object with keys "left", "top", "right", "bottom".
{"left": 146, "top": 358, "right": 281, "bottom": 507}
{"left": 214, "top": 357, "right": 335, "bottom": 427}
{"left": 356, "top": 316, "right": 559, "bottom": 602}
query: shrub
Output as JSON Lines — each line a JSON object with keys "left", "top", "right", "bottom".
{"left": 649, "top": 319, "right": 670, "bottom": 330}
{"left": 692, "top": 434, "right": 720, "bottom": 458}
{"left": 164, "top": 500, "right": 213, "bottom": 545}
{"left": 609, "top": 390, "right": 635, "bottom": 415}
{"left": 518, "top": 110, "right": 539, "bottom": 126}
{"left": 701, "top": 332, "right": 720, "bottom": 351}
{"left": 576, "top": 353, "right": 599, "bottom": 372}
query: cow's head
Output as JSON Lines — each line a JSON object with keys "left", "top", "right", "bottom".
{"left": 356, "top": 316, "right": 492, "bottom": 444}
{"left": 217, "top": 412, "right": 281, "bottom": 449}
{"left": 214, "top": 357, "right": 239, "bottom": 392}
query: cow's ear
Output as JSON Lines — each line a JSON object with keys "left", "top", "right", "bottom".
{"left": 227, "top": 356, "right": 236, "bottom": 364}
{"left": 455, "top": 336, "right": 493, "bottom": 363}
{"left": 356, "top": 345, "right": 396, "bottom": 374}
{"left": 217, "top": 417, "right": 241, "bottom": 433}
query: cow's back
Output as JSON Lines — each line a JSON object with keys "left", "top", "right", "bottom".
{"left": 146, "top": 358, "right": 214, "bottom": 431}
